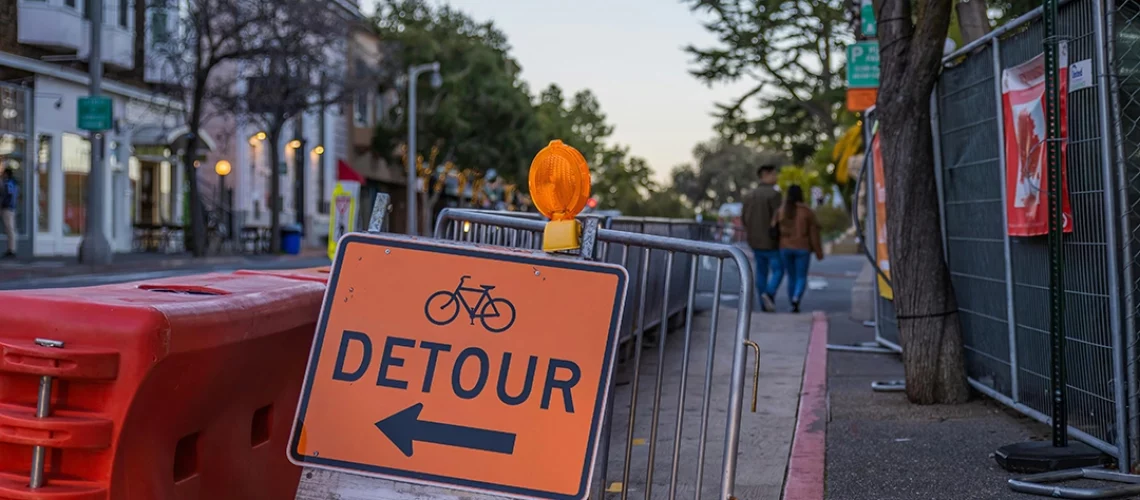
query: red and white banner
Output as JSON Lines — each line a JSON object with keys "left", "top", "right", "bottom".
{"left": 1001, "top": 47, "right": 1073, "bottom": 236}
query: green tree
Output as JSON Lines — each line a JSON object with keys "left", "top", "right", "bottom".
{"left": 682, "top": 0, "right": 852, "bottom": 164}
{"left": 877, "top": 0, "right": 969, "bottom": 404}
{"left": 529, "top": 84, "right": 690, "bottom": 217}
{"left": 592, "top": 146, "right": 654, "bottom": 214}
{"left": 671, "top": 140, "right": 786, "bottom": 213}
{"left": 370, "top": 0, "right": 542, "bottom": 183}
{"left": 533, "top": 85, "right": 613, "bottom": 168}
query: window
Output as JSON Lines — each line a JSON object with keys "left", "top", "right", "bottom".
{"left": 36, "top": 135, "right": 50, "bottom": 233}
{"left": 151, "top": 8, "right": 169, "bottom": 44}
{"left": 62, "top": 133, "right": 90, "bottom": 236}
{"left": 128, "top": 156, "right": 139, "bottom": 224}
{"left": 159, "top": 161, "right": 172, "bottom": 223}
{"left": 353, "top": 90, "right": 369, "bottom": 127}
{"left": 118, "top": 0, "right": 129, "bottom": 27}
{"left": 65, "top": 0, "right": 75, "bottom": 8}
{"left": 0, "top": 134, "right": 27, "bottom": 235}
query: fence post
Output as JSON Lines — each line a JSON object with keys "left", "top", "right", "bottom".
{"left": 1104, "top": 0, "right": 1140, "bottom": 470}
{"left": 992, "top": 37, "right": 1021, "bottom": 404}
{"left": 864, "top": 114, "right": 884, "bottom": 343}
{"left": 1091, "top": 0, "right": 1131, "bottom": 470}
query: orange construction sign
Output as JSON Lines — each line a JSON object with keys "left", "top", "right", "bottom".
{"left": 847, "top": 88, "right": 878, "bottom": 112}
{"left": 288, "top": 233, "right": 628, "bottom": 500}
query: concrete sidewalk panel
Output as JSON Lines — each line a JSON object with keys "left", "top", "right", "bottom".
{"left": 598, "top": 309, "right": 811, "bottom": 499}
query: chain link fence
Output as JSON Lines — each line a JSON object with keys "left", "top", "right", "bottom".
{"left": 870, "top": 0, "right": 1138, "bottom": 467}
{"left": 1112, "top": 0, "right": 1140, "bottom": 469}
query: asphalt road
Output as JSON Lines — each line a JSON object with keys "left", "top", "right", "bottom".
{"left": 0, "top": 256, "right": 331, "bottom": 290}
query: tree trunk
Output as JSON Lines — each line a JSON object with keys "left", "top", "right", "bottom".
{"left": 877, "top": 0, "right": 970, "bottom": 404}
{"left": 269, "top": 127, "right": 283, "bottom": 254}
{"left": 183, "top": 82, "right": 207, "bottom": 257}
{"left": 956, "top": 0, "right": 991, "bottom": 44}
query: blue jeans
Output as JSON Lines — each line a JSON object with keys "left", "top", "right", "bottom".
{"left": 753, "top": 249, "right": 784, "bottom": 298}
{"left": 781, "top": 249, "right": 812, "bottom": 303}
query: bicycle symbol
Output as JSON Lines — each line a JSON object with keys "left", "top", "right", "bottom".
{"left": 424, "top": 275, "right": 517, "bottom": 333}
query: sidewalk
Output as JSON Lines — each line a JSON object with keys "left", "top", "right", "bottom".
{"left": 595, "top": 307, "right": 825, "bottom": 499}
{"left": 826, "top": 265, "right": 1053, "bottom": 499}
{"left": 0, "top": 248, "right": 329, "bottom": 282}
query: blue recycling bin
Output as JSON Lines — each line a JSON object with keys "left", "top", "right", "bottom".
{"left": 281, "top": 224, "right": 303, "bottom": 255}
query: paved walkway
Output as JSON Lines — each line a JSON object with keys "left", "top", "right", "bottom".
{"left": 825, "top": 261, "right": 1053, "bottom": 500}
{"left": 593, "top": 308, "right": 820, "bottom": 500}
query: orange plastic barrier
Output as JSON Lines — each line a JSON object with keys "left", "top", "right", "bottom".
{"left": 0, "top": 272, "right": 327, "bottom": 499}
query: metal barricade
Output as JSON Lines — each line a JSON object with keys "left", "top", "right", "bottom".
{"left": 868, "top": 0, "right": 1133, "bottom": 471}
{"left": 434, "top": 208, "right": 756, "bottom": 500}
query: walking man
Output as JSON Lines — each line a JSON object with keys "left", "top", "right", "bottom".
{"left": 742, "top": 164, "right": 782, "bottom": 312}
{"left": 1, "top": 167, "right": 18, "bottom": 258}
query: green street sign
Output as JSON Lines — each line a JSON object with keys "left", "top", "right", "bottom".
{"left": 77, "top": 96, "right": 113, "bottom": 131}
{"left": 847, "top": 41, "right": 880, "bottom": 89}
{"left": 861, "top": 0, "right": 877, "bottom": 36}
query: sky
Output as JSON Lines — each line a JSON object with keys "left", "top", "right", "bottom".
{"left": 362, "top": 0, "right": 754, "bottom": 183}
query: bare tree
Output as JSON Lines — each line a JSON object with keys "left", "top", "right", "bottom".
{"left": 220, "top": 0, "right": 369, "bottom": 253}
{"left": 956, "top": 0, "right": 993, "bottom": 44}
{"left": 147, "top": 0, "right": 272, "bottom": 256}
{"left": 876, "top": 0, "right": 970, "bottom": 404}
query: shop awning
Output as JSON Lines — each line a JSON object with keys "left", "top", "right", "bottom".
{"left": 338, "top": 159, "right": 365, "bottom": 183}
{"left": 130, "top": 125, "right": 218, "bottom": 153}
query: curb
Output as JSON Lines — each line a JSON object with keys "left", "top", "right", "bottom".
{"left": 782, "top": 311, "right": 828, "bottom": 500}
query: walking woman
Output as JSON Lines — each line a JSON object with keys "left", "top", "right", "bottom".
{"left": 774, "top": 185, "right": 823, "bottom": 312}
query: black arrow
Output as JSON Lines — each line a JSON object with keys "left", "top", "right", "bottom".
{"left": 375, "top": 403, "right": 517, "bottom": 457}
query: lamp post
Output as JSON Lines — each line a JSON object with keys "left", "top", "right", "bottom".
{"left": 215, "top": 160, "right": 231, "bottom": 240}
{"left": 406, "top": 61, "right": 441, "bottom": 236}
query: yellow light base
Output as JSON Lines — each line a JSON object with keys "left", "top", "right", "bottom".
{"left": 542, "top": 219, "right": 582, "bottom": 253}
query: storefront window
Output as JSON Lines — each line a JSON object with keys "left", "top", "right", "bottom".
{"left": 159, "top": 161, "right": 172, "bottom": 223}
{"left": 62, "top": 133, "right": 90, "bottom": 236}
{"left": 0, "top": 134, "right": 28, "bottom": 235}
{"left": 37, "top": 135, "right": 50, "bottom": 232}
{"left": 129, "top": 156, "right": 140, "bottom": 224}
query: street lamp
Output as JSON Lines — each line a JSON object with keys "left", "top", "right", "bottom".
{"left": 215, "top": 159, "right": 231, "bottom": 208}
{"left": 406, "top": 61, "right": 441, "bottom": 236}
{"left": 215, "top": 159, "right": 232, "bottom": 242}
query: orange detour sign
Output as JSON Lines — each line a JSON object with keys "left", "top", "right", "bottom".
{"left": 288, "top": 233, "right": 628, "bottom": 500}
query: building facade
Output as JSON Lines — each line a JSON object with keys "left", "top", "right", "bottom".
{"left": 342, "top": 21, "right": 408, "bottom": 235}
{"left": 0, "top": 0, "right": 212, "bottom": 257}
{"left": 2, "top": 0, "right": 363, "bottom": 257}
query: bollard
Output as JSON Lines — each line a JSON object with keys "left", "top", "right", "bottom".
{"left": 29, "top": 337, "right": 64, "bottom": 489}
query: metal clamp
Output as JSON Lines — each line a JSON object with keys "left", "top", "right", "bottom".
{"left": 29, "top": 338, "right": 64, "bottom": 489}
{"left": 580, "top": 217, "right": 599, "bottom": 261}
{"left": 368, "top": 193, "right": 392, "bottom": 234}
{"left": 744, "top": 340, "right": 760, "bottom": 413}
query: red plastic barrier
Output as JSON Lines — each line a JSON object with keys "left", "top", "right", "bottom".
{"left": 0, "top": 272, "right": 327, "bottom": 499}
{"left": 234, "top": 266, "right": 331, "bottom": 284}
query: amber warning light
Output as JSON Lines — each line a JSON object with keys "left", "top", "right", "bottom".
{"left": 529, "top": 140, "right": 591, "bottom": 252}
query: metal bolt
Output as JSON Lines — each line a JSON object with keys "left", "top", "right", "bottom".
{"left": 313, "top": 451, "right": 320, "bottom": 457}
{"left": 534, "top": 271, "right": 540, "bottom": 276}
{"left": 385, "top": 249, "right": 391, "bottom": 254}
{"left": 29, "top": 339, "right": 63, "bottom": 489}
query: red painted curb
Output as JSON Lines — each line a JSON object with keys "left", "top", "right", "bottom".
{"left": 782, "top": 311, "right": 828, "bottom": 500}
